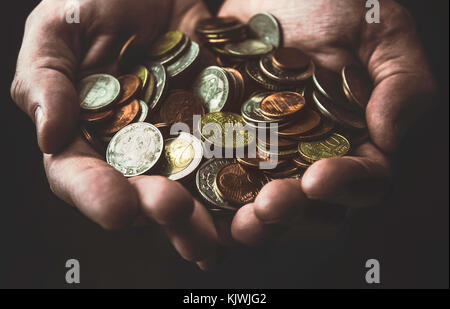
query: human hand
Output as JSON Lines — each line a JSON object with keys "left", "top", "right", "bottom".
{"left": 11, "top": 0, "right": 225, "bottom": 267}
{"left": 218, "top": 0, "right": 437, "bottom": 245}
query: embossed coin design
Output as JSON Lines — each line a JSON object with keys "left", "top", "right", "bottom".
{"left": 248, "top": 13, "right": 281, "bottom": 47}
{"left": 299, "top": 133, "right": 350, "bottom": 163}
{"left": 78, "top": 74, "right": 120, "bottom": 112}
{"left": 192, "top": 66, "right": 230, "bottom": 113}
{"left": 260, "top": 92, "right": 306, "bottom": 118}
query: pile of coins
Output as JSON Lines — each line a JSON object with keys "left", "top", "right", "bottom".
{"left": 77, "top": 13, "right": 373, "bottom": 214}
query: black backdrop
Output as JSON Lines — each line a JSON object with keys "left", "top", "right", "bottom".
{"left": 1, "top": 0, "right": 448, "bottom": 288}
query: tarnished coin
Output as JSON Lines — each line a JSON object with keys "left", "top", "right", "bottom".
{"left": 118, "top": 34, "right": 140, "bottom": 71}
{"left": 159, "top": 90, "right": 205, "bottom": 128}
{"left": 158, "top": 35, "right": 190, "bottom": 65}
{"left": 117, "top": 75, "right": 142, "bottom": 105}
{"left": 224, "top": 39, "right": 273, "bottom": 57}
{"left": 248, "top": 13, "right": 281, "bottom": 47}
{"left": 263, "top": 163, "right": 300, "bottom": 179}
{"left": 215, "top": 163, "right": 270, "bottom": 205}
{"left": 260, "top": 92, "right": 306, "bottom": 118}
{"left": 272, "top": 47, "right": 311, "bottom": 71}
{"left": 106, "top": 122, "right": 164, "bottom": 177}
{"left": 260, "top": 53, "right": 314, "bottom": 84}
{"left": 137, "top": 100, "right": 149, "bottom": 122}
{"left": 341, "top": 65, "right": 373, "bottom": 109}
{"left": 295, "top": 116, "right": 335, "bottom": 142}
{"left": 312, "top": 90, "right": 367, "bottom": 130}
{"left": 142, "top": 71, "right": 156, "bottom": 104}
{"left": 313, "top": 65, "right": 347, "bottom": 102}
{"left": 80, "top": 109, "right": 114, "bottom": 124}
{"left": 78, "top": 74, "right": 120, "bottom": 112}
{"left": 257, "top": 144, "right": 299, "bottom": 159}
{"left": 148, "top": 64, "right": 167, "bottom": 110}
{"left": 98, "top": 99, "right": 140, "bottom": 136}
{"left": 299, "top": 133, "right": 350, "bottom": 163}
{"left": 166, "top": 42, "right": 200, "bottom": 78}
{"left": 200, "top": 112, "right": 255, "bottom": 148}
{"left": 129, "top": 65, "right": 149, "bottom": 90}
{"left": 292, "top": 156, "right": 312, "bottom": 169}
{"left": 241, "top": 92, "right": 279, "bottom": 123}
{"left": 276, "top": 108, "right": 322, "bottom": 137}
{"left": 148, "top": 30, "right": 184, "bottom": 58}
{"left": 192, "top": 66, "right": 230, "bottom": 113}
{"left": 159, "top": 133, "right": 203, "bottom": 181}
{"left": 196, "top": 17, "right": 241, "bottom": 34}
{"left": 237, "top": 153, "right": 288, "bottom": 170}
{"left": 196, "top": 159, "right": 239, "bottom": 211}
{"left": 245, "top": 60, "right": 289, "bottom": 91}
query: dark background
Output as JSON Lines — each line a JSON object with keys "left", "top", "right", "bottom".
{"left": 1, "top": 0, "right": 448, "bottom": 289}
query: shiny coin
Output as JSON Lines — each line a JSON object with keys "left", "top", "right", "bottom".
{"left": 241, "top": 92, "right": 279, "bottom": 123}
{"left": 260, "top": 92, "right": 306, "bottom": 118}
{"left": 106, "top": 122, "right": 164, "bottom": 177}
{"left": 159, "top": 90, "right": 205, "bottom": 129}
{"left": 196, "top": 159, "right": 239, "bottom": 211}
{"left": 312, "top": 90, "right": 367, "bottom": 130}
{"left": 158, "top": 35, "right": 190, "bottom": 65}
{"left": 292, "top": 156, "right": 312, "bottom": 169}
{"left": 137, "top": 100, "right": 149, "bottom": 122}
{"left": 295, "top": 116, "right": 335, "bottom": 141}
{"left": 272, "top": 47, "right": 311, "bottom": 71}
{"left": 80, "top": 109, "right": 114, "bottom": 124}
{"left": 313, "top": 65, "right": 348, "bottom": 104}
{"left": 129, "top": 65, "right": 149, "bottom": 90}
{"left": 118, "top": 34, "right": 140, "bottom": 71}
{"left": 248, "top": 13, "right": 281, "bottom": 47}
{"left": 78, "top": 74, "right": 120, "bottom": 112}
{"left": 148, "top": 30, "right": 184, "bottom": 58}
{"left": 192, "top": 66, "right": 230, "bottom": 113}
{"left": 276, "top": 108, "right": 322, "bottom": 137}
{"left": 159, "top": 133, "right": 203, "bottom": 181}
{"left": 148, "top": 64, "right": 167, "bottom": 110}
{"left": 117, "top": 75, "right": 142, "bottom": 105}
{"left": 224, "top": 39, "right": 273, "bottom": 57}
{"left": 142, "top": 71, "right": 156, "bottom": 104}
{"left": 98, "top": 99, "right": 141, "bottom": 136}
{"left": 341, "top": 65, "right": 373, "bottom": 109}
{"left": 260, "top": 53, "right": 314, "bottom": 84}
{"left": 237, "top": 153, "right": 288, "bottom": 170}
{"left": 215, "top": 163, "right": 269, "bottom": 205}
{"left": 299, "top": 133, "right": 350, "bottom": 163}
{"left": 166, "top": 41, "right": 200, "bottom": 78}
{"left": 200, "top": 112, "right": 255, "bottom": 148}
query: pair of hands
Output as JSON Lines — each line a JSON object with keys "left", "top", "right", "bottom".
{"left": 12, "top": 0, "right": 436, "bottom": 270}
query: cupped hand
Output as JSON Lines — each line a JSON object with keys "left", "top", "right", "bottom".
{"left": 219, "top": 0, "right": 437, "bottom": 245}
{"left": 11, "top": 0, "right": 224, "bottom": 266}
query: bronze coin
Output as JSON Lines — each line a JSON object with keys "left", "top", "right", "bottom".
{"left": 237, "top": 154, "right": 288, "bottom": 169}
{"left": 263, "top": 162, "right": 301, "bottom": 179}
{"left": 80, "top": 109, "right": 114, "bottom": 123}
{"left": 159, "top": 90, "right": 205, "bottom": 129}
{"left": 260, "top": 92, "right": 306, "bottom": 118}
{"left": 215, "top": 163, "right": 269, "bottom": 205}
{"left": 258, "top": 135, "right": 299, "bottom": 150}
{"left": 272, "top": 47, "right": 311, "bottom": 71}
{"left": 118, "top": 34, "right": 139, "bottom": 71}
{"left": 196, "top": 17, "right": 241, "bottom": 33}
{"left": 313, "top": 65, "right": 343, "bottom": 100}
{"left": 341, "top": 65, "right": 373, "bottom": 109}
{"left": 292, "top": 156, "right": 312, "bottom": 169}
{"left": 98, "top": 99, "right": 140, "bottom": 136}
{"left": 295, "top": 116, "right": 335, "bottom": 141}
{"left": 117, "top": 75, "right": 142, "bottom": 105}
{"left": 277, "top": 108, "right": 322, "bottom": 137}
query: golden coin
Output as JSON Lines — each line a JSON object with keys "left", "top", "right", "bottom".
{"left": 260, "top": 92, "right": 306, "bottom": 118}
{"left": 98, "top": 99, "right": 141, "bottom": 136}
{"left": 298, "top": 133, "right": 350, "bottom": 163}
{"left": 148, "top": 30, "right": 184, "bottom": 58}
{"left": 276, "top": 108, "right": 322, "bottom": 137}
{"left": 159, "top": 90, "right": 205, "bottom": 130}
{"left": 142, "top": 71, "right": 156, "bottom": 104}
{"left": 129, "top": 65, "right": 149, "bottom": 90}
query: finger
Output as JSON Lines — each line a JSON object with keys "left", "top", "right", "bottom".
{"left": 302, "top": 143, "right": 392, "bottom": 208}
{"left": 11, "top": 3, "right": 80, "bottom": 154}
{"left": 43, "top": 136, "right": 140, "bottom": 230}
{"left": 130, "top": 178, "right": 222, "bottom": 265}
{"left": 231, "top": 204, "right": 267, "bottom": 246}
{"left": 360, "top": 2, "right": 437, "bottom": 153}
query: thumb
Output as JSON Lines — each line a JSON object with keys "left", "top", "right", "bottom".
{"left": 11, "top": 4, "right": 79, "bottom": 154}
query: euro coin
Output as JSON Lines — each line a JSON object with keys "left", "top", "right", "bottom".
{"left": 298, "top": 133, "right": 350, "bottom": 163}
{"left": 78, "top": 74, "right": 120, "bottom": 112}
{"left": 192, "top": 66, "right": 230, "bottom": 113}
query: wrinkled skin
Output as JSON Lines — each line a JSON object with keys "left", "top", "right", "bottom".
{"left": 11, "top": 0, "right": 436, "bottom": 270}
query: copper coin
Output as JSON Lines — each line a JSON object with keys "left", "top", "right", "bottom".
{"left": 117, "top": 75, "right": 142, "bottom": 105}
{"left": 80, "top": 109, "right": 114, "bottom": 123}
{"left": 159, "top": 90, "right": 205, "bottom": 128}
{"left": 295, "top": 116, "right": 335, "bottom": 141}
{"left": 277, "top": 108, "right": 322, "bottom": 137}
{"left": 258, "top": 135, "right": 299, "bottom": 150}
{"left": 272, "top": 47, "right": 311, "bottom": 71}
{"left": 237, "top": 155, "right": 288, "bottom": 169}
{"left": 98, "top": 99, "right": 140, "bottom": 136}
{"left": 260, "top": 92, "right": 306, "bottom": 118}
{"left": 313, "top": 65, "right": 343, "bottom": 101}
{"left": 118, "top": 34, "right": 139, "bottom": 70}
{"left": 292, "top": 156, "right": 312, "bottom": 169}
{"left": 215, "top": 163, "right": 269, "bottom": 205}
{"left": 196, "top": 17, "right": 240, "bottom": 33}
{"left": 341, "top": 65, "right": 373, "bottom": 109}
{"left": 263, "top": 162, "right": 301, "bottom": 179}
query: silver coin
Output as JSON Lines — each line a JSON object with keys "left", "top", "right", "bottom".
{"left": 158, "top": 35, "right": 191, "bottom": 65}
{"left": 106, "top": 122, "right": 164, "bottom": 177}
{"left": 196, "top": 158, "right": 239, "bottom": 211}
{"left": 224, "top": 39, "right": 273, "bottom": 57}
{"left": 137, "top": 100, "right": 149, "bottom": 122}
{"left": 248, "top": 13, "right": 281, "bottom": 48}
{"left": 78, "top": 74, "right": 120, "bottom": 111}
{"left": 260, "top": 54, "right": 314, "bottom": 84}
{"left": 245, "top": 60, "right": 290, "bottom": 91}
{"left": 241, "top": 92, "right": 278, "bottom": 123}
{"left": 166, "top": 42, "right": 200, "bottom": 78}
{"left": 192, "top": 66, "right": 230, "bottom": 113}
{"left": 159, "top": 133, "right": 203, "bottom": 181}
{"left": 148, "top": 63, "right": 167, "bottom": 111}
